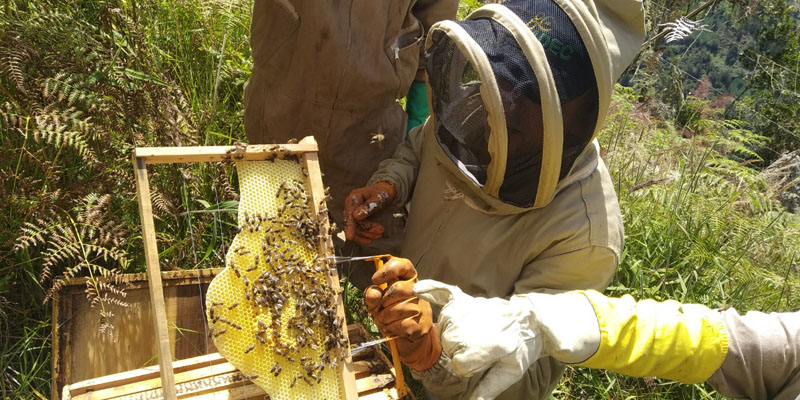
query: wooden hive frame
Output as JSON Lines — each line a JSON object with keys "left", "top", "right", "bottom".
{"left": 130, "top": 136, "right": 358, "bottom": 400}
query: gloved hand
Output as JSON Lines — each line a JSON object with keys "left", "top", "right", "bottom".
{"left": 414, "top": 280, "right": 599, "bottom": 400}
{"left": 364, "top": 257, "right": 442, "bottom": 371}
{"left": 405, "top": 80, "right": 430, "bottom": 134}
{"left": 414, "top": 280, "right": 542, "bottom": 400}
{"left": 343, "top": 182, "right": 396, "bottom": 244}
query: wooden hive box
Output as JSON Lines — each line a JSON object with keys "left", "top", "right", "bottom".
{"left": 53, "top": 270, "right": 412, "bottom": 399}
{"left": 52, "top": 268, "right": 218, "bottom": 399}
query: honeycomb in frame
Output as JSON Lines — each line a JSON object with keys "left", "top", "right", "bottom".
{"left": 205, "top": 158, "right": 347, "bottom": 400}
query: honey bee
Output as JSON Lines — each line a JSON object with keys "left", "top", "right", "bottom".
{"left": 370, "top": 131, "right": 385, "bottom": 148}
{"left": 270, "top": 362, "right": 282, "bottom": 377}
{"left": 244, "top": 345, "right": 255, "bottom": 354}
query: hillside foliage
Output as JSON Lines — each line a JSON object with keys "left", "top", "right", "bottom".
{"left": 1, "top": 0, "right": 799, "bottom": 399}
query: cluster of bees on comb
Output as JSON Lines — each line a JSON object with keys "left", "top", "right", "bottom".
{"left": 221, "top": 141, "right": 303, "bottom": 164}
{"left": 207, "top": 173, "right": 349, "bottom": 392}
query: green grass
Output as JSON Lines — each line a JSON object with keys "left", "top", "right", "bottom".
{"left": 0, "top": 247, "right": 51, "bottom": 398}
{"left": 1, "top": 1, "right": 799, "bottom": 399}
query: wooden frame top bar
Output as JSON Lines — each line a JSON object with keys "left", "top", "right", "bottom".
{"left": 134, "top": 143, "right": 318, "bottom": 164}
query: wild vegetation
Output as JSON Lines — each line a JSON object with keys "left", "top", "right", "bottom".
{"left": 2, "top": 0, "right": 799, "bottom": 399}
{"left": 1, "top": 1, "right": 251, "bottom": 395}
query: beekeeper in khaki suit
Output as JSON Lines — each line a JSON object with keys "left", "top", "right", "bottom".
{"left": 244, "top": 0, "right": 457, "bottom": 256}
{"left": 414, "top": 280, "right": 800, "bottom": 400}
{"left": 343, "top": 0, "right": 645, "bottom": 398}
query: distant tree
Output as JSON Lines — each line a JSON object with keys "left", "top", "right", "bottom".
{"left": 635, "top": 0, "right": 799, "bottom": 165}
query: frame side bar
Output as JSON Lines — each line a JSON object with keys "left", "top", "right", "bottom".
{"left": 133, "top": 156, "right": 178, "bottom": 400}
{"left": 299, "top": 137, "right": 359, "bottom": 400}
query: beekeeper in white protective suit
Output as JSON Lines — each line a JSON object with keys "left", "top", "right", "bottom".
{"left": 343, "top": 0, "right": 646, "bottom": 399}
{"left": 414, "top": 280, "right": 800, "bottom": 400}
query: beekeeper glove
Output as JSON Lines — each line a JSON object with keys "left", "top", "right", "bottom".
{"left": 364, "top": 257, "right": 442, "bottom": 371}
{"left": 343, "top": 182, "right": 396, "bottom": 244}
{"left": 414, "top": 280, "right": 600, "bottom": 400}
{"left": 405, "top": 80, "right": 429, "bottom": 134}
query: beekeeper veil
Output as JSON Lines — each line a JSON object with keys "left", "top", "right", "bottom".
{"left": 425, "top": 0, "right": 644, "bottom": 209}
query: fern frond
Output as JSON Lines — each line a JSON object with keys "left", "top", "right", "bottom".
{"left": 43, "top": 73, "right": 105, "bottom": 113}
{"left": 150, "top": 189, "right": 175, "bottom": 217}
{"left": 0, "top": 102, "right": 27, "bottom": 134}
{"left": 95, "top": 280, "right": 128, "bottom": 299}
{"left": 14, "top": 219, "right": 56, "bottom": 251}
{"left": 216, "top": 163, "right": 239, "bottom": 199}
{"left": 23, "top": 193, "right": 131, "bottom": 319}
{"left": 101, "top": 293, "right": 131, "bottom": 308}
{"left": 27, "top": 107, "right": 96, "bottom": 159}
{"left": 0, "top": 46, "right": 30, "bottom": 95}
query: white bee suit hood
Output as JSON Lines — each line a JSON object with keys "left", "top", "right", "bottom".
{"left": 424, "top": 0, "right": 644, "bottom": 212}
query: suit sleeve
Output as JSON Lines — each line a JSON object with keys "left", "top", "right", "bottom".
{"left": 706, "top": 309, "right": 800, "bottom": 400}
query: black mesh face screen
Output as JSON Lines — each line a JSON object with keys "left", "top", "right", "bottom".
{"left": 501, "top": 0, "right": 599, "bottom": 183}
{"left": 428, "top": 32, "right": 492, "bottom": 186}
{"left": 426, "top": 0, "right": 599, "bottom": 207}
{"left": 501, "top": 0, "right": 596, "bottom": 105}
{"left": 457, "top": 18, "right": 546, "bottom": 207}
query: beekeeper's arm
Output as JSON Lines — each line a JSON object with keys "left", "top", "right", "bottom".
{"left": 706, "top": 308, "right": 800, "bottom": 400}
{"left": 404, "top": 246, "right": 620, "bottom": 400}
{"left": 343, "top": 123, "right": 425, "bottom": 243}
{"left": 415, "top": 281, "right": 800, "bottom": 400}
